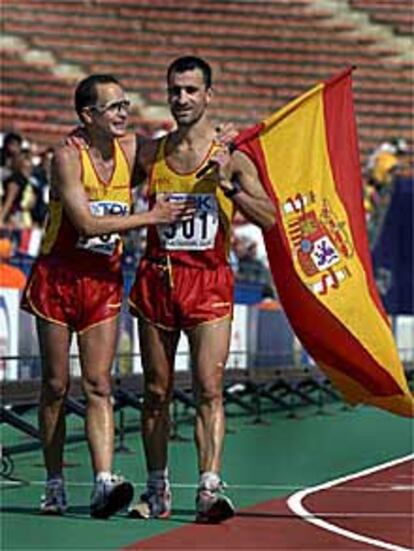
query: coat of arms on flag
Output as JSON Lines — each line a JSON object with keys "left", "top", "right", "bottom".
{"left": 282, "top": 192, "right": 353, "bottom": 296}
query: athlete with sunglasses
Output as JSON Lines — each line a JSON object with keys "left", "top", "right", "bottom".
{"left": 21, "top": 74, "right": 194, "bottom": 519}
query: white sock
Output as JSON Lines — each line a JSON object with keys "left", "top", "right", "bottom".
{"left": 95, "top": 471, "right": 112, "bottom": 484}
{"left": 199, "top": 471, "right": 220, "bottom": 490}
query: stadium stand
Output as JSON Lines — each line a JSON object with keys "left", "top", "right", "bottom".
{"left": 1, "top": 0, "right": 413, "bottom": 161}
{"left": 349, "top": 0, "right": 414, "bottom": 37}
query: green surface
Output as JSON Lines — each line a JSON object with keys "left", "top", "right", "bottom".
{"left": 1, "top": 404, "right": 413, "bottom": 550}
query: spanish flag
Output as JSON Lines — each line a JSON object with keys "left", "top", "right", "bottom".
{"left": 234, "top": 68, "right": 414, "bottom": 417}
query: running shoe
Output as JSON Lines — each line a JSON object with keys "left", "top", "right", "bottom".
{"left": 90, "top": 474, "right": 134, "bottom": 519}
{"left": 195, "top": 479, "right": 235, "bottom": 524}
{"left": 40, "top": 479, "right": 68, "bottom": 515}
{"left": 128, "top": 481, "right": 171, "bottom": 519}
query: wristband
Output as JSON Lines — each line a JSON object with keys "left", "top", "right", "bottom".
{"left": 223, "top": 179, "right": 242, "bottom": 199}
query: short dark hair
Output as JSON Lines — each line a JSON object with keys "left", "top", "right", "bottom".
{"left": 74, "top": 74, "right": 121, "bottom": 119}
{"left": 167, "top": 56, "right": 212, "bottom": 89}
{"left": 3, "top": 132, "right": 23, "bottom": 148}
{"left": 1, "top": 132, "right": 23, "bottom": 166}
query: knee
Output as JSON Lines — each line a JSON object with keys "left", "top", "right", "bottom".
{"left": 42, "top": 377, "right": 69, "bottom": 402}
{"left": 82, "top": 373, "right": 112, "bottom": 401}
{"left": 196, "top": 371, "right": 223, "bottom": 406}
{"left": 144, "top": 382, "right": 171, "bottom": 413}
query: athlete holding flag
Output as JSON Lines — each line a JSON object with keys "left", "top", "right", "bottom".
{"left": 128, "top": 56, "right": 276, "bottom": 523}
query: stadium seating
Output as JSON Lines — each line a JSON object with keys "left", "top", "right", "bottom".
{"left": 350, "top": 0, "right": 414, "bottom": 36}
{"left": 1, "top": 0, "right": 412, "bottom": 161}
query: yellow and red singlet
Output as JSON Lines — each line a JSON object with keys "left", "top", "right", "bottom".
{"left": 145, "top": 137, "right": 234, "bottom": 269}
{"left": 40, "top": 140, "right": 132, "bottom": 271}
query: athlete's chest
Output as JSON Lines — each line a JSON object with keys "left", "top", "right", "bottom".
{"left": 90, "top": 158, "right": 116, "bottom": 183}
{"left": 82, "top": 151, "right": 130, "bottom": 200}
{"left": 165, "top": 143, "right": 211, "bottom": 173}
{"left": 152, "top": 156, "right": 217, "bottom": 194}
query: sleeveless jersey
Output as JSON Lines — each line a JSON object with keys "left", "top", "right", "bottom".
{"left": 40, "top": 140, "right": 132, "bottom": 271}
{"left": 145, "top": 137, "right": 234, "bottom": 269}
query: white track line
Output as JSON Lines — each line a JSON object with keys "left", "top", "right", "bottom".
{"left": 287, "top": 454, "right": 414, "bottom": 551}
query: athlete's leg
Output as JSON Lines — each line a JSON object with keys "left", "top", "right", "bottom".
{"left": 37, "top": 318, "right": 72, "bottom": 479}
{"left": 187, "top": 318, "right": 231, "bottom": 474}
{"left": 77, "top": 318, "right": 118, "bottom": 475}
{"left": 138, "top": 318, "right": 180, "bottom": 471}
{"left": 187, "top": 317, "right": 234, "bottom": 523}
{"left": 78, "top": 318, "right": 134, "bottom": 518}
{"left": 128, "top": 318, "right": 179, "bottom": 518}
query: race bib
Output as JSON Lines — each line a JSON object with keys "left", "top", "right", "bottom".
{"left": 157, "top": 193, "right": 219, "bottom": 251}
{"left": 76, "top": 200, "right": 129, "bottom": 256}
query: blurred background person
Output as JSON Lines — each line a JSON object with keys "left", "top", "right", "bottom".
{"left": 366, "top": 137, "right": 409, "bottom": 189}
{"left": 0, "top": 131, "right": 23, "bottom": 183}
{"left": 0, "top": 150, "right": 36, "bottom": 229}
{"left": 364, "top": 137, "right": 411, "bottom": 245}
{"left": 31, "top": 147, "right": 53, "bottom": 227}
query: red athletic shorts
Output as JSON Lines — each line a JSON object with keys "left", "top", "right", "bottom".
{"left": 128, "top": 258, "right": 233, "bottom": 330}
{"left": 21, "top": 255, "right": 123, "bottom": 333}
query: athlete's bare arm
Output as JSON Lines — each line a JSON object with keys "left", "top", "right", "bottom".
{"left": 215, "top": 148, "right": 276, "bottom": 230}
{"left": 52, "top": 144, "right": 195, "bottom": 237}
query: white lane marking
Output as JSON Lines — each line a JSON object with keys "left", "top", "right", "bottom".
{"left": 390, "top": 486, "right": 414, "bottom": 491}
{"left": 0, "top": 480, "right": 23, "bottom": 487}
{"left": 287, "top": 454, "right": 414, "bottom": 551}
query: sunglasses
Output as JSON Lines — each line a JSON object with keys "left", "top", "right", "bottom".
{"left": 89, "top": 99, "right": 131, "bottom": 114}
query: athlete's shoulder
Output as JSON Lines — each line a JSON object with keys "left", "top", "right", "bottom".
{"left": 118, "top": 132, "right": 136, "bottom": 150}
{"left": 53, "top": 143, "right": 81, "bottom": 167}
{"left": 51, "top": 144, "right": 82, "bottom": 192}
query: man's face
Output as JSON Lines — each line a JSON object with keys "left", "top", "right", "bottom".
{"left": 85, "top": 83, "right": 130, "bottom": 137}
{"left": 167, "top": 69, "right": 212, "bottom": 127}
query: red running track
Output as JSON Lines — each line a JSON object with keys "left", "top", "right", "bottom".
{"left": 123, "top": 455, "right": 413, "bottom": 550}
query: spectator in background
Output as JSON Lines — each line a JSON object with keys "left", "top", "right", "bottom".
{"left": 31, "top": 147, "right": 53, "bottom": 226}
{"left": 0, "top": 132, "right": 23, "bottom": 183}
{"left": 0, "top": 150, "right": 36, "bottom": 229}
{"left": 232, "top": 234, "right": 271, "bottom": 287}
{"left": 121, "top": 183, "right": 150, "bottom": 269}
{"left": 228, "top": 232, "right": 240, "bottom": 275}
{"left": 366, "top": 137, "right": 409, "bottom": 188}
{"left": 33, "top": 147, "right": 53, "bottom": 190}
{"left": 364, "top": 137, "right": 410, "bottom": 245}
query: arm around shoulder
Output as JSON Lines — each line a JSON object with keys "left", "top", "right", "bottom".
{"left": 52, "top": 144, "right": 193, "bottom": 236}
